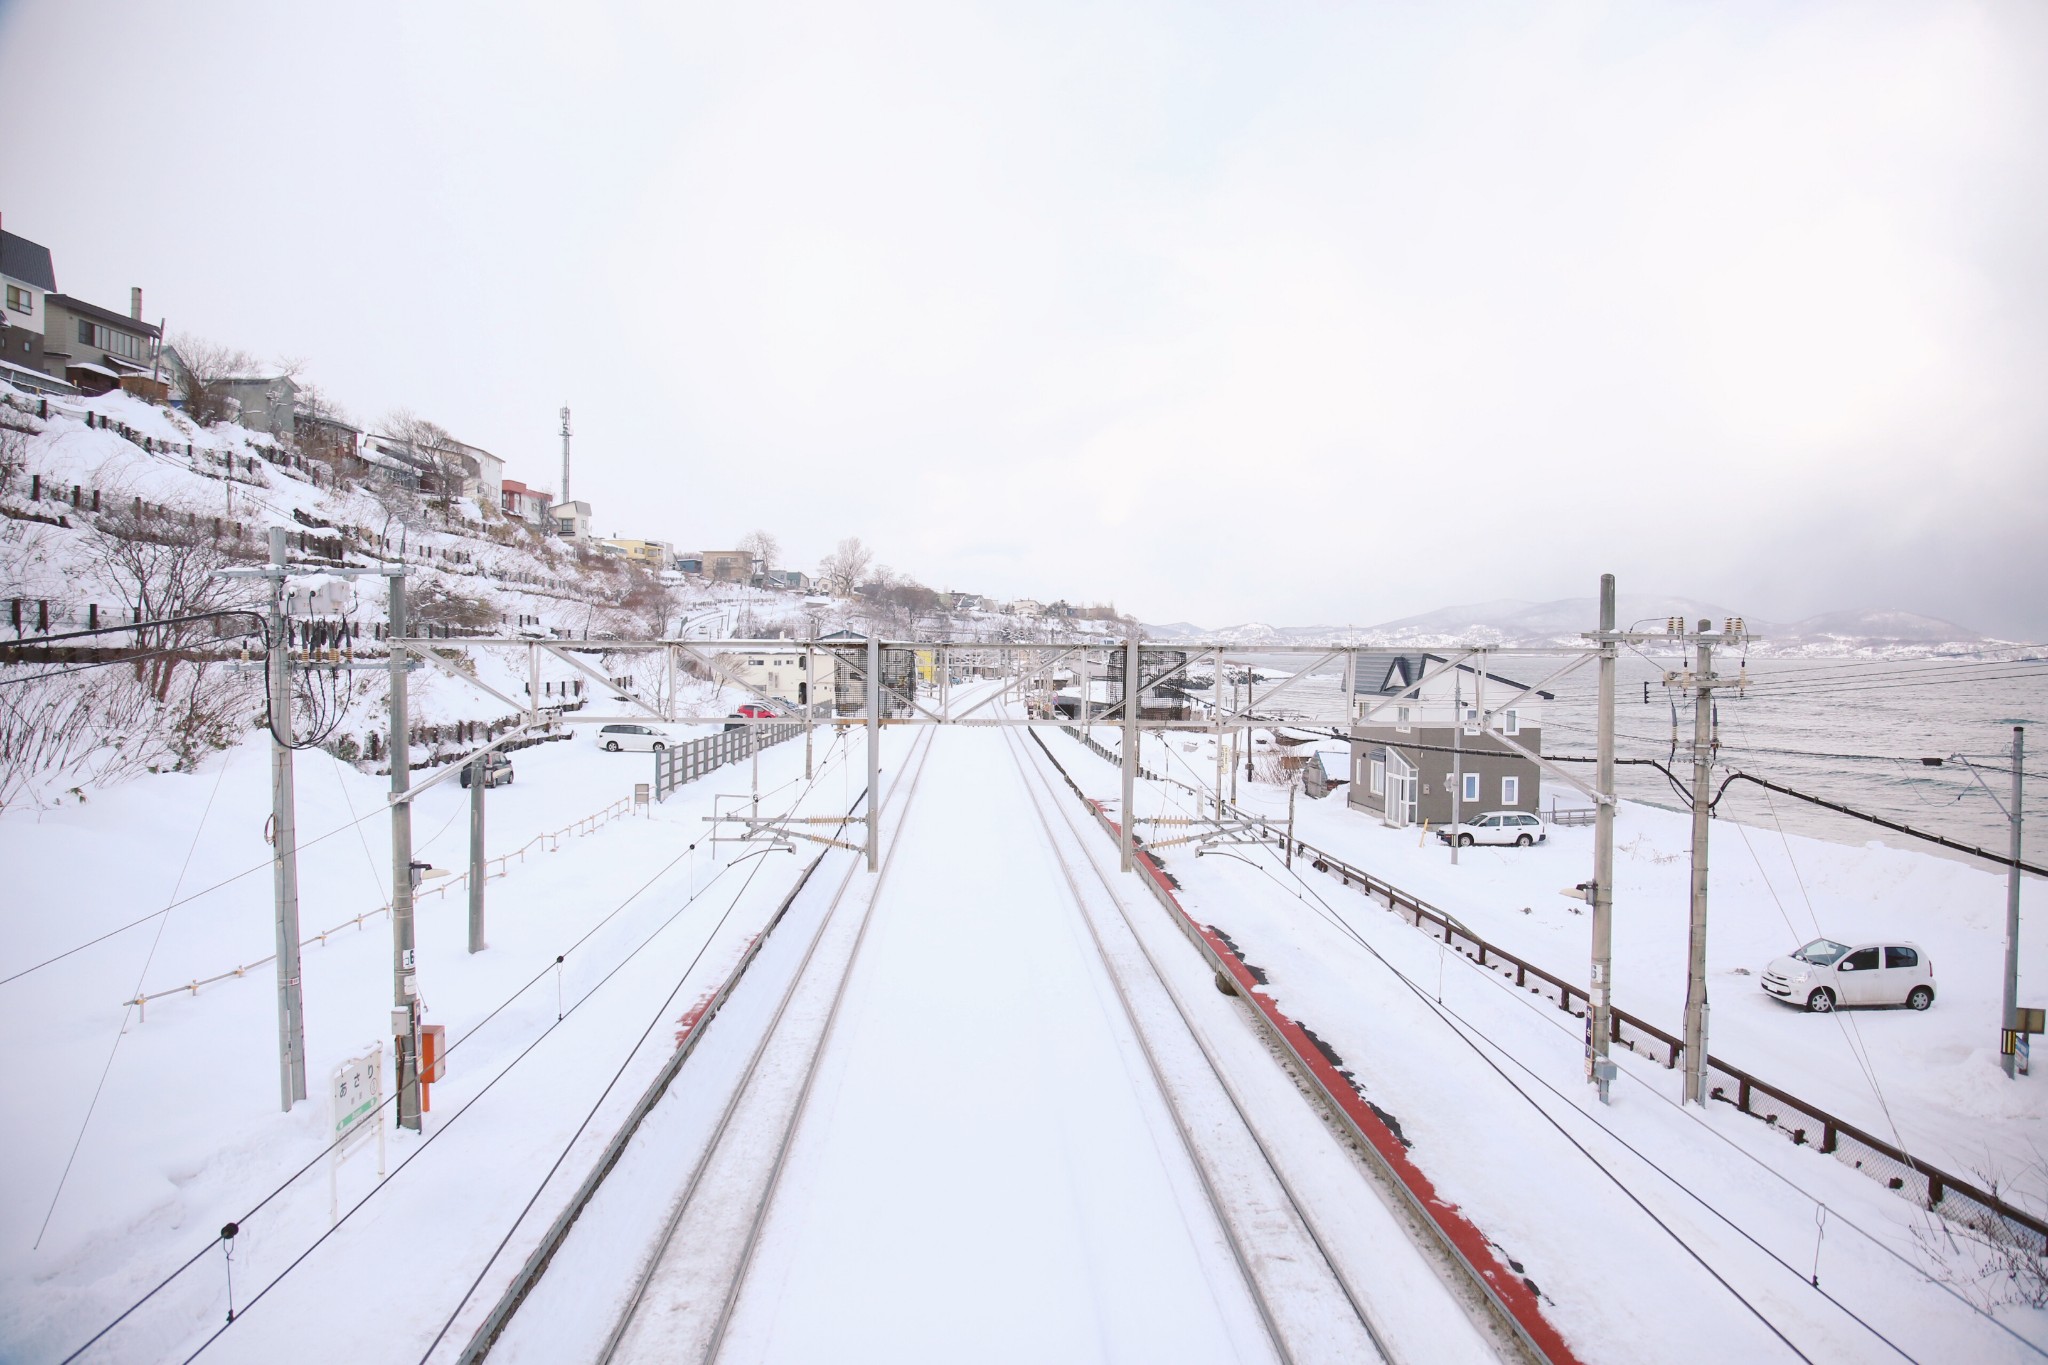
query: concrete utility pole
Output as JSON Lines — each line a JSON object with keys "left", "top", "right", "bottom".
{"left": 1589, "top": 575, "right": 1619, "bottom": 1101}
{"left": 1450, "top": 673, "right": 1464, "bottom": 867}
{"left": 468, "top": 754, "right": 487, "bottom": 954}
{"left": 866, "top": 633, "right": 880, "bottom": 873}
{"left": 265, "top": 528, "right": 307, "bottom": 1112}
{"left": 2004, "top": 726, "right": 2027, "bottom": 1078}
{"left": 388, "top": 571, "right": 422, "bottom": 1130}
{"left": 1683, "top": 626, "right": 1717, "bottom": 1106}
{"left": 804, "top": 643, "right": 815, "bottom": 780}
{"left": 1122, "top": 636, "right": 1139, "bottom": 873}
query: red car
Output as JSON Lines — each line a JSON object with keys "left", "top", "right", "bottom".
{"left": 725, "top": 701, "right": 780, "bottom": 730}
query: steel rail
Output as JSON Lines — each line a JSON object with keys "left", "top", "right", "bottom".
{"left": 692, "top": 724, "right": 943, "bottom": 1363}
{"left": 1001, "top": 720, "right": 1394, "bottom": 1365}
{"left": 592, "top": 725, "right": 940, "bottom": 1364}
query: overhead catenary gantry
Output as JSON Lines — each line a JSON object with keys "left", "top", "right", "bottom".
{"left": 374, "top": 623, "right": 1623, "bottom": 1124}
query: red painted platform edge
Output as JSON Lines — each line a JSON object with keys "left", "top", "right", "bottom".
{"left": 673, "top": 929, "right": 763, "bottom": 1047}
{"left": 1096, "top": 803, "right": 1588, "bottom": 1365}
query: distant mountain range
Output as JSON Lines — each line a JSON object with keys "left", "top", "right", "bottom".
{"left": 1144, "top": 599, "right": 2024, "bottom": 657}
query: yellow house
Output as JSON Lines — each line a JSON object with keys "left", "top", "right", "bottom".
{"left": 599, "top": 538, "right": 674, "bottom": 568}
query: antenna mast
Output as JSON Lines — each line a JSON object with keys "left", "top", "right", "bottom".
{"left": 559, "top": 405, "right": 572, "bottom": 505}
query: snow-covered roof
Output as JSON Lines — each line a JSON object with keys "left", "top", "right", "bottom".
{"left": 66, "top": 361, "right": 122, "bottom": 379}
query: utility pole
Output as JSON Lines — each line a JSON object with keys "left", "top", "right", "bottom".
{"left": 866, "top": 633, "right": 880, "bottom": 873}
{"left": 388, "top": 570, "right": 422, "bottom": 1130}
{"left": 1587, "top": 610, "right": 1751, "bottom": 1106}
{"left": 1683, "top": 625, "right": 1718, "bottom": 1106}
{"left": 803, "top": 643, "right": 815, "bottom": 780}
{"left": 1450, "top": 672, "right": 1464, "bottom": 866}
{"left": 468, "top": 754, "right": 486, "bottom": 954}
{"left": 1122, "top": 635, "right": 1139, "bottom": 873}
{"left": 265, "top": 528, "right": 307, "bottom": 1111}
{"left": 1589, "top": 575, "right": 1619, "bottom": 1101}
{"left": 2004, "top": 727, "right": 2027, "bottom": 1078}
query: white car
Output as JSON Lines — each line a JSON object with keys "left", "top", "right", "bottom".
{"left": 594, "top": 723, "right": 676, "bottom": 753}
{"left": 1762, "top": 939, "right": 1935, "bottom": 1013}
{"left": 1435, "top": 811, "right": 1548, "bottom": 848}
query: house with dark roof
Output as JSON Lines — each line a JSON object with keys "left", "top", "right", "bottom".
{"left": 42, "top": 287, "right": 161, "bottom": 393}
{"left": 1348, "top": 652, "right": 1554, "bottom": 828}
{"left": 0, "top": 220, "right": 63, "bottom": 389}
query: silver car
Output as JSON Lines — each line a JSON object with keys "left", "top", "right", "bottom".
{"left": 1762, "top": 939, "right": 1935, "bottom": 1013}
{"left": 1435, "top": 811, "right": 1548, "bottom": 848}
{"left": 595, "top": 723, "right": 675, "bottom": 753}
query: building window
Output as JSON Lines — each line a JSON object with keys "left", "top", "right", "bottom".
{"left": 1502, "top": 775, "right": 1519, "bottom": 805}
{"left": 1504, "top": 709, "right": 1520, "bottom": 736}
{"left": 1463, "top": 706, "right": 1480, "bottom": 736}
{"left": 1395, "top": 706, "right": 1411, "bottom": 732}
{"left": 76, "top": 317, "right": 148, "bottom": 361}
{"left": 1370, "top": 757, "right": 1385, "bottom": 795}
{"left": 4, "top": 284, "right": 29, "bottom": 314}
{"left": 1462, "top": 772, "right": 1481, "bottom": 803}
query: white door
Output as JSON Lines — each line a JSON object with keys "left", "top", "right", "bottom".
{"left": 1834, "top": 946, "right": 1883, "bottom": 1005}
{"left": 1383, "top": 750, "right": 1417, "bottom": 827}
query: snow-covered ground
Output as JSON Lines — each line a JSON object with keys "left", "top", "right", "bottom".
{"left": 0, "top": 725, "right": 864, "bottom": 1360}
{"left": 1067, "top": 725, "right": 2048, "bottom": 1359}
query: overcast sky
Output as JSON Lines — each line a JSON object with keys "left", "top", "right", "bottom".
{"left": 4, "top": 1, "right": 2043, "bottom": 635}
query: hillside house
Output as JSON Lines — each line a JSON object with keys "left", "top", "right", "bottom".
{"left": 699, "top": 550, "right": 754, "bottom": 583}
{"left": 42, "top": 289, "right": 160, "bottom": 393}
{"left": 1347, "top": 652, "right": 1550, "bottom": 828}
{"left": 500, "top": 480, "right": 554, "bottom": 526}
{"left": 600, "top": 538, "right": 673, "bottom": 568}
{"left": 1, "top": 222, "right": 57, "bottom": 384}
{"left": 552, "top": 500, "right": 592, "bottom": 539}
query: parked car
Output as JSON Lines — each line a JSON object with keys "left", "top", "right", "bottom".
{"left": 1435, "top": 812, "right": 1548, "bottom": 847}
{"left": 458, "top": 752, "right": 514, "bottom": 788}
{"left": 725, "top": 702, "right": 779, "bottom": 731}
{"left": 1762, "top": 939, "right": 1935, "bottom": 1013}
{"left": 595, "top": 723, "right": 675, "bottom": 752}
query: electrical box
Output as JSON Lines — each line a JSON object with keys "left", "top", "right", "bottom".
{"left": 419, "top": 1023, "right": 446, "bottom": 1113}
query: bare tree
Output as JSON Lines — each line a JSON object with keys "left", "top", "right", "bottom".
{"left": 167, "top": 335, "right": 260, "bottom": 427}
{"left": 738, "top": 529, "right": 780, "bottom": 577}
{"left": 83, "top": 506, "right": 258, "bottom": 701}
{"left": 384, "top": 410, "right": 467, "bottom": 524}
{"left": 291, "top": 382, "right": 355, "bottom": 485}
{"left": 818, "top": 536, "right": 874, "bottom": 598}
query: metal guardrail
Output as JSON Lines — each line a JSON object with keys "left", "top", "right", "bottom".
{"left": 652, "top": 723, "right": 803, "bottom": 800}
{"left": 1286, "top": 836, "right": 2048, "bottom": 1260}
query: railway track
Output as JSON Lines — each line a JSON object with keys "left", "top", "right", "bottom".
{"left": 995, "top": 720, "right": 1396, "bottom": 1365}
{"left": 468, "top": 713, "right": 1495, "bottom": 1364}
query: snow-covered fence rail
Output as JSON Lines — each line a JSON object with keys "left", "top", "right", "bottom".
{"left": 1289, "top": 835, "right": 2048, "bottom": 1262}
{"left": 122, "top": 794, "right": 639, "bottom": 1020}
{"left": 653, "top": 723, "right": 803, "bottom": 800}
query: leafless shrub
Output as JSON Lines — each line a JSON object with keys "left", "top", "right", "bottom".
{"left": 410, "top": 581, "right": 500, "bottom": 633}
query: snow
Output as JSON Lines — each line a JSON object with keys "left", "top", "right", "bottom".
{"left": 1066, "top": 725, "right": 2048, "bottom": 1359}
{"left": 0, "top": 729, "right": 857, "bottom": 1360}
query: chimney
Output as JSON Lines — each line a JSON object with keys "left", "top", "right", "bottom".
{"left": 130, "top": 287, "right": 142, "bottom": 320}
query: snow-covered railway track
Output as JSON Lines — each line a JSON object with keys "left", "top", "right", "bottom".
{"left": 995, "top": 721, "right": 1396, "bottom": 1365}
{"left": 591, "top": 724, "right": 943, "bottom": 1363}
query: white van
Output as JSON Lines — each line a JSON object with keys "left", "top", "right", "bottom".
{"left": 1761, "top": 939, "right": 1935, "bottom": 1013}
